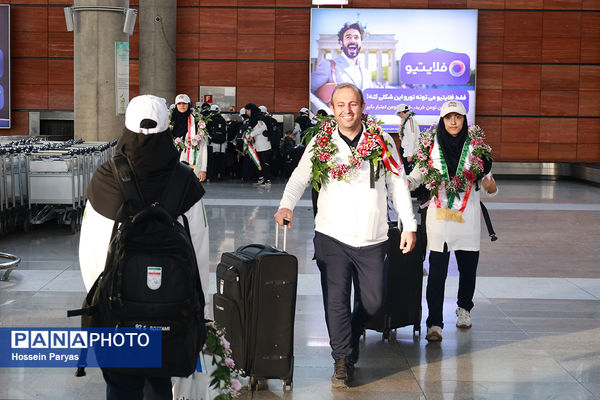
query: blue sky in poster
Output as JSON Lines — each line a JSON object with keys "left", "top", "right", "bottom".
{"left": 310, "top": 9, "right": 478, "bottom": 61}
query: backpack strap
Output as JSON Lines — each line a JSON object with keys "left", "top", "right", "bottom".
{"left": 160, "top": 162, "right": 196, "bottom": 217}
{"left": 110, "top": 154, "right": 145, "bottom": 213}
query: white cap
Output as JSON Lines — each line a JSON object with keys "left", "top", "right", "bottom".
{"left": 440, "top": 100, "right": 467, "bottom": 117}
{"left": 210, "top": 104, "right": 220, "bottom": 112}
{"left": 299, "top": 107, "right": 309, "bottom": 115}
{"left": 174, "top": 93, "right": 191, "bottom": 104}
{"left": 259, "top": 105, "right": 268, "bottom": 113}
{"left": 125, "top": 95, "right": 169, "bottom": 135}
{"left": 239, "top": 107, "right": 246, "bottom": 116}
{"left": 396, "top": 104, "right": 410, "bottom": 114}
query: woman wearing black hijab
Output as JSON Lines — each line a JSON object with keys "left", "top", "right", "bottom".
{"left": 408, "top": 100, "right": 497, "bottom": 342}
{"left": 80, "top": 95, "right": 209, "bottom": 399}
{"left": 245, "top": 102, "right": 272, "bottom": 186}
{"left": 170, "top": 94, "right": 208, "bottom": 182}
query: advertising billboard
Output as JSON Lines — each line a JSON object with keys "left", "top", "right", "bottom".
{"left": 310, "top": 8, "right": 478, "bottom": 132}
{"left": 0, "top": 5, "right": 9, "bottom": 128}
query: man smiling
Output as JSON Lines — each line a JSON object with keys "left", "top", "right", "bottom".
{"left": 311, "top": 22, "right": 373, "bottom": 107}
{"left": 275, "top": 83, "right": 416, "bottom": 389}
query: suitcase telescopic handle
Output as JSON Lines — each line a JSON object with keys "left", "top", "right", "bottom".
{"left": 275, "top": 218, "right": 290, "bottom": 251}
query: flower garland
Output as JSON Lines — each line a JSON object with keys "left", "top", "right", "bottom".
{"left": 204, "top": 323, "right": 242, "bottom": 399}
{"left": 309, "top": 115, "right": 402, "bottom": 191}
{"left": 170, "top": 106, "right": 210, "bottom": 152}
{"left": 398, "top": 111, "right": 416, "bottom": 140}
{"left": 414, "top": 124, "right": 493, "bottom": 201}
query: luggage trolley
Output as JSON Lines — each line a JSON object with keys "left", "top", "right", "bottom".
{"left": 0, "top": 138, "right": 39, "bottom": 235}
{"left": 25, "top": 139, "right": 116, "bottom": 234}
{"left": 1, "top": 147, "right": 29, "bottom": 235}
{"left": 27, "top": 148, "right": 86, "bottom": 233}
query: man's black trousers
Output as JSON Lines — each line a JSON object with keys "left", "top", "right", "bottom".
{"left": 313, "top": 232, "right": 388, "bottom": 363}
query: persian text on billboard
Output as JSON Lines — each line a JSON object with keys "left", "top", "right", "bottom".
{"left": 363, "top": 89, "right": 469, "bottom": 116}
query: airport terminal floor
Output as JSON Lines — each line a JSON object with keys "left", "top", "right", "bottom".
{"left": 1, "top": 178, "right": 599, "bottom": 400}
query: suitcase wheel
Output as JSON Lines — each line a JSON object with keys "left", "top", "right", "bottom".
{"left": 283, "top": 363, "right": 294, "bottom": 391}
{"left": 413, "top": 324, "right": 421, "bottom": 336}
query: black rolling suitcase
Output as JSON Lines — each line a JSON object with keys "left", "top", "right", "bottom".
{"left": 213, "top": 223, "right": 298, "bottom": 390}
{"left": 364, "top": 222, "right": 425, "bottom": 340}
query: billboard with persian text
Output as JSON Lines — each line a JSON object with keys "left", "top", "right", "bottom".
{"left": 310, "top": 8, "right": 478, "bottom": 132}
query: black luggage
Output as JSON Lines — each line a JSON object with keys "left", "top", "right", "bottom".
{"left": 282, "top": 144, "right": 305, "bottom": 179}
{"left": 364, "top": 223, "right": 425, "bottom": 340}
{"left": 214, "top": 223, "right": 298, "bottom": 390}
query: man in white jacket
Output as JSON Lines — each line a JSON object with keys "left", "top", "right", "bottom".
{"left": 274, "top": 83, "right": 416, "bottom": 389}
{"left": 78, "top": 95, "right": 209, "bottom": 399}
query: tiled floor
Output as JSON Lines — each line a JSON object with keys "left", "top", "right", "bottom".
{"left": 1, "top": 178, "right": 599, "bottom": 400}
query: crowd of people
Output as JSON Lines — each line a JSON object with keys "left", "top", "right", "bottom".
{"left": 168, "top": 94, "right": 324, "bottom": 187}
{"left": 78, "top": 84, "right": 497, "bottom": 397}
{"left": 275, "top": 83, "right": 497, "bottom": 387}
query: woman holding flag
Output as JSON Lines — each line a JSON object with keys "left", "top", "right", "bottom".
{"left": 407, "top": 100, "right": 498, "bottom": 342}
{"left": 244, "top": 103, "right": 272, "bottom": 187}
{"left": 170, "top": 94, "right": 208, "bottom": 182}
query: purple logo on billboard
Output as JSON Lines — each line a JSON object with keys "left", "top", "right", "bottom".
{"left": 400, "top": 52, "right": 471, "bottom": 85}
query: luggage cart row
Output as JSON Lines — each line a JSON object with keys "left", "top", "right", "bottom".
{"left": 0, "top": 137, "right": 116, "bottom": 236}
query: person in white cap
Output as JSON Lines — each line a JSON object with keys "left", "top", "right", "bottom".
{"left": 244, "top": 103, "right": 272, "bottom": 187}
{"left": 78, "top": 94, "right": 209, "bottom": 399}
{"left": 207, "top": 104, "right": 228, "bottom": 181}
{"left": 396, "top": 103, "right": 420, "bottom": 167}
{"left": 291, "top": 107, "right": 315, "bottom": 145}
{"left": 407, "top": 100, "right": 497, "bottom": 343}
{"left": 170, "top": 93, "right": 208, "bottom": 182}
{"left": 259, "top": 105, "right": 282, "bottom": 177}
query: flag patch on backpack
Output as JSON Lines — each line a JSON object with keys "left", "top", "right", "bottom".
{"left": 147, "top": 266, "right": 162, "bottom": 290}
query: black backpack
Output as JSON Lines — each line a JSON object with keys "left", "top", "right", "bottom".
{"left": 266, "top": 116, "right": 282, "bottom": 148}
{"left": 68, "top": 155, "right": 207, "bottom": 378}
{"left": 226, "top": 120, "right": 242, "bottom": 143}
{"left": 209, "top": 115, "right": 228, "bottom": 144}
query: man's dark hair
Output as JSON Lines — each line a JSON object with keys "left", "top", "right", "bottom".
{"left": 337, "top": 22, "right": 365, "bottom": 42}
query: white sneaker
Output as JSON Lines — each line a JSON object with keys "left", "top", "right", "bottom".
{"left": 252, "top": 178, "right": 265, "bottom": 187}
{"left": 456, "top": 307, "right": 472, "bottom": 329}
{"left": 425, "top": 325, "right": 443, "bottom": 342}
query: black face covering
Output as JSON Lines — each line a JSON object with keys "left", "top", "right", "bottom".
{"left": 171, "top": 106, "right": 192, "bottom": 139}
{"left": 436, "top": 116, "right": 469, "bottom": 178}
{"left": 87, "top": 129, "right": 204, "bottom": 220}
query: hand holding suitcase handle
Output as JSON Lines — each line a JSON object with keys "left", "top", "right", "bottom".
{"left": 274, "top": 208, "right": 293, "bottom": 228}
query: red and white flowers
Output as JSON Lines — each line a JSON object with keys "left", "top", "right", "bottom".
{"left": 414, "top": 124, "right": 493, "bottom": 199}
{"left": 309, "top": 115, "right": 396, "bottom": 190}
